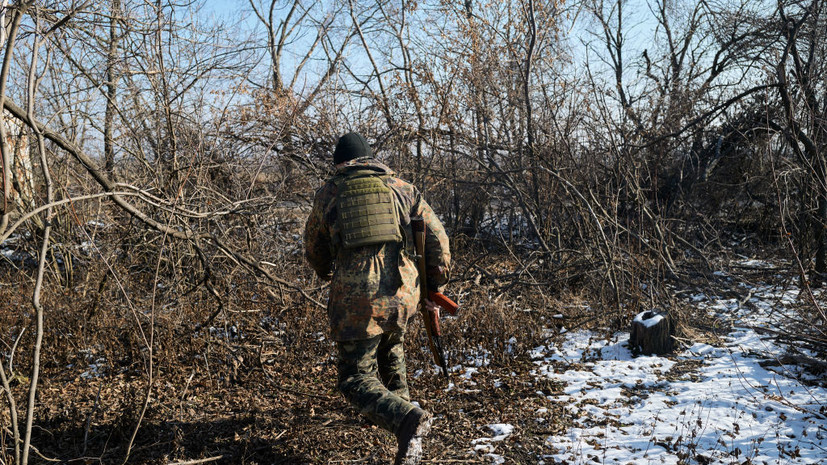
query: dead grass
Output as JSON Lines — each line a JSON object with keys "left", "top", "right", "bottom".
{"left": 0, "top": 246, "right": 588, "bottom": 464}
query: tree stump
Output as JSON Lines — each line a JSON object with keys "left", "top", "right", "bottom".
{"left": 629, "top": 310, "right": 674, "bottom": 356}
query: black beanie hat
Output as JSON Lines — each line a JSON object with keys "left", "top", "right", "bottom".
{"left": 333, "top": 132, "right": 372, "bottom": 164}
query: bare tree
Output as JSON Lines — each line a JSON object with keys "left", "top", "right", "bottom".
{"left": 772, "top": 0, "right": 827, "bottom": 284}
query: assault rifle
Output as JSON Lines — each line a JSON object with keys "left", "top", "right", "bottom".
{"left": 411, "top": 217, "right": 459, "bottom": 383}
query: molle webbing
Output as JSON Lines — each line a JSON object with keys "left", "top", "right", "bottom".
{"left": 336, "top": 171, "right": 402, "bottom": 249}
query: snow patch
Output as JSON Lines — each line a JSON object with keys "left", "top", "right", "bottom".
{"left": 530, "top": 282, "right": 827, "bottom": 465}
{"left": 633, "top": 310, "right": 665, "bottom": 328}
{"left": 471, "top": 423, "right": 515, "bottom": 464}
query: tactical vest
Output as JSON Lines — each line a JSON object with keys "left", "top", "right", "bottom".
{"left": 333, "top": 169, "right": 403, "bottom": 249}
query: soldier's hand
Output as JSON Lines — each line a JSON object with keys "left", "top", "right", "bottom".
{"left": 424, "top": 298, "right": 440, "bottom": 319}
{"left": 319, "top": 271, "right": 333, "bottom": 282}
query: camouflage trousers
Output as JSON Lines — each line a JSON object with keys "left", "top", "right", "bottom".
{"left": 337, "top": 331, "right": 415, "bottom": 435}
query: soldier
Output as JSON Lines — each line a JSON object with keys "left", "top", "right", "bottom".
{"left": 304, "top": 132, "right": 451, "bottom": 465}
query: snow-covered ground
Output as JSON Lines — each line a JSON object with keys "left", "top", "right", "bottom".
{"left": 472, "top": 275, "right": 827, "bottom": 464}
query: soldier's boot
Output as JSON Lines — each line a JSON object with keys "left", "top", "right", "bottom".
{"left": 394, "top": 408, "right": 432, "bottom": 465}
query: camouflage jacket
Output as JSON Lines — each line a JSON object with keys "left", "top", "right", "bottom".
{"left": 304, "top": 158, "right": 451, "bottom": 341}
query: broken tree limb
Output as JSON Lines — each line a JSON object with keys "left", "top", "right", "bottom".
{"left": 3, "top": 97, "right": 201, "bottom": 241}
{"left": 1, "top": 97, "right": 325, "bottom": 309}
{"left": 0, "top": 191, "right": 135, "bottom": 244}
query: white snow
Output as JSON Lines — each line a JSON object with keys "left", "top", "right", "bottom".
{"left": 737, "top": 258, "right": 778, "bottom": 269}
{"left": 486, "top": 423, "right": 515, "bottom": 441}
{"left": 80, "top": 359, "right": 106, "bottom": 379}
{"left": 473, "top": 423, "right": 516, "bottom": 464}
{"left": 535, "top": 328, "right": 826, "bottom": 464}
{"left": 79, "top": 347, "right": 107, "bottom": 379}
{"left": 467, "top": 274, "right": 827, "bottom": 464}
{"left": 86, "top": 220, "right": 107, "bottom": 228}
{"left": 633, "top": 311, "right": 666, "bottom": 328}
{"left": 208, "top": 325, "right": 241, "bottom": 341}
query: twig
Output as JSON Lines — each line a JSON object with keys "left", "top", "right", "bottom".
{"left": 0, "top": 356, "right": 20, "bottom": 464}
{"left": 166, "top": 456, "right": 226, "bottom": 465}
{"left": 0, "top": 191, "right": 137, "bottom": 244}
{"left": 422, "top": 460, "right": 484, "bottom": 463}
{"left": 1, "top": 426, "right": 60, "bottom": 462}
{"left": 742, "top": 324, "right": 826, "bottom": 348}
{"left": 82, "top": 382, "right": 103, "bottom": 456}
{"left": 9, "top": 327, "right": 26, "bottom": 374}
{"left": 177, "top": 370, "right": 196, "bottom": 421}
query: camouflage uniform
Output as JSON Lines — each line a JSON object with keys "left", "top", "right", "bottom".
{"left": 304, "top": 157, "right": 450, "bottom": 435}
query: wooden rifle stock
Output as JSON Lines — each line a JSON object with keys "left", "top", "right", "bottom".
{"left": 411, "top": 217, "right": 457, "bottom": 382}
{"left": 428, "top": 291, "right": 458, "bottom": 316}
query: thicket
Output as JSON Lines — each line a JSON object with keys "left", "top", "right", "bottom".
{"left": 0, "top": 0, "right": 825, "bottom": 463}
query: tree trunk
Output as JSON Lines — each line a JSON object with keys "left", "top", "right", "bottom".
{"left": 104, "top": 0, "right": 120, "bottom": 179}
